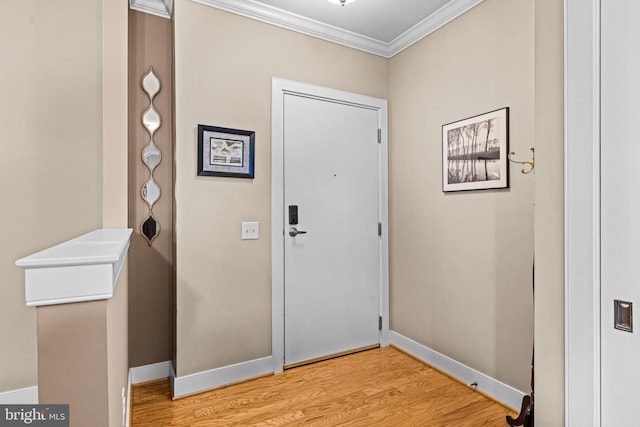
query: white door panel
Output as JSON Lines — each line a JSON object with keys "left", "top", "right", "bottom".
{"left": 601, "top": 0, "right": 640, "bottom": 424}
{"left": 283, "top": 94, "right": 380, "bottom": 367}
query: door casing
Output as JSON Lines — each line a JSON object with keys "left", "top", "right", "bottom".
{"left": 564, "top": 0, "right": 601, "bottom": 425}
{"left": 271, "top": 77, "right": 390, "bottom": 373}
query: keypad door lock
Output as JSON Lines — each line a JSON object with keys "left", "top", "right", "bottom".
{"left": 289, "top": 205, "right": 298, "bottom": 225}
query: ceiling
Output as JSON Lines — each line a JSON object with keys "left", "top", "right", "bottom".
{"left": 130, "top": 0, "right": 484, "bottom": 57}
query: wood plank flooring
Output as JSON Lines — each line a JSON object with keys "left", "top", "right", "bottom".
{"left": 131, "top": 347, "right": 516, "bottom": 426}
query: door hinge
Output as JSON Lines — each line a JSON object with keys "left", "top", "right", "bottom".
{"left": 379, "top": 316, "right": 383, "bottom": 330}
{"left": 377, "top": 128, "right": 382, "bottom": 144}
{"left": 378, "top": 222, "right": 382, "bottom": 237}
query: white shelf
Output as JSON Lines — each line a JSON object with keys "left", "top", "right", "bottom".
{"left": 16, "top": 229, "right": 133, "bottom": 307}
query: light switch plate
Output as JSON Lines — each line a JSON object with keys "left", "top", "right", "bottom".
{"left": 242, "top": 222, "right": 259, "bottom": 240}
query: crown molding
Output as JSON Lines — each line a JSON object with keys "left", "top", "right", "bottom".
{"left": 192, "top": 0, "right": 389, "bottom": 57}
{"left": 130, "top": 0, "right": 174, "bottom": 19}
{"left": 191, "top": 0, "right": 484, "bottom": 58}
{"left": 388, "top": 0, "right": 485, "bottom": 57}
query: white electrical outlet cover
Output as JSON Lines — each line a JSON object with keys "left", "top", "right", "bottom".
{"left": 242, "top": 222, "right": 259, "bottom": 240}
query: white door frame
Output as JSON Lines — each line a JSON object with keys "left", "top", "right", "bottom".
{"left": 271, "top": 77, "right": 390, "bottom": 374}
{"left": 564, "top": 0, "right": 601, "bottom": 425}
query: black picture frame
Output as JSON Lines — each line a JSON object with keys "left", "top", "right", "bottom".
{"left": 197, "top": 124, "right": 255, "bottom": 178}
{"left": 442, "top": 107, "right": 509, "bottom": 192}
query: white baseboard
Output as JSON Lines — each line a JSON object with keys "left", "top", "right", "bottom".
{"left": 389, "top": 331, "right": 525, "bottom": 410}
{"left": 0, "top": 386, "right": 38, "bottom": 404}
{"left": 0, "top": 361, "right": 172, "bottom": 425}
{"left": 0, "top": 359, "right": 171, "bottom": 426}
{"left": 172, "top": 356, "right": 273, "bottom": 398}
{"left": 127, "top": 360, "right": 173, "bottom": 427}
{"left": 3, "top": 341, "right": 523, "bottom": 414}
{"left": 130, "top": 360, "right": 174, "bottom": 384}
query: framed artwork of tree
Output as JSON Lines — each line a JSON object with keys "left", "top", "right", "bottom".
{"left": 442, "top": 107, "right": 509, "bottom": 192}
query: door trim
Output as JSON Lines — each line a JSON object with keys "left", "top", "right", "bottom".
{"left": 564, "top": 0, "right": 601, "bottom": 425}
{"left": 271, "top": 77, "right": 389, "bottom": 374}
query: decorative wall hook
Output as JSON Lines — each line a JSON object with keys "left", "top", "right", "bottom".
{"left": 508, "top": 147, "right": 535, "bottom": 174}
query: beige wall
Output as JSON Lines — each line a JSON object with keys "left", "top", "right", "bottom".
{"left": 534, "top": 0, "right": 564, "bottom": 424}
{"left": 103, "top": 0, "right": 129, "bottom": 230}
{"left": 103, "top": 0, "right": 129, "bottom": 425}
{"left": 388, "top": 0, "right": 535, "bottom": 392}
{"left": 0, "top": 0, "right": 103, "bottom": 392}
{"left": 37, "top": 1, "right": 128, "bottom": 423}
{"left": 173, "top": 0, "right": 388, "bottom": 376}
{"left": 0, "top": 2, "right": 128, "bottom": 419}
{"left": 37, "top": 301, "right": 109, "bottom": 427}
{"left": 106, "top": 264, "right": 129, "bottom": 427}
{"left": 36, "top": 263, "right": 129, "bottom": 427}
{"left": 128, "top": 10, "right": 174, "bottom": 368}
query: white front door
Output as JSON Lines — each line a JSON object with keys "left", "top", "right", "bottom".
{"left": 283, "top": 93, "right": 380, "bottom": 367}
{"left": 601, "top": 0, "right": 640, "bottom": 424}
{"left": 271, "top": 78, "right": 389, "bottom": 372}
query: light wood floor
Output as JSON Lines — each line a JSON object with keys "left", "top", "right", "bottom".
{"left": 131, "top": 347, "right": 516, "bottom": 426}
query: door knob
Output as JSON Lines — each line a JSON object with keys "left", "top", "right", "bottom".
{"left": 289, "top": 227, "right": 308, "bottom": 237}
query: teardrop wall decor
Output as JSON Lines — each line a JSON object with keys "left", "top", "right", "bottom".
{"left": 140, "top": 67, "right": 162, "bottom": 245}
